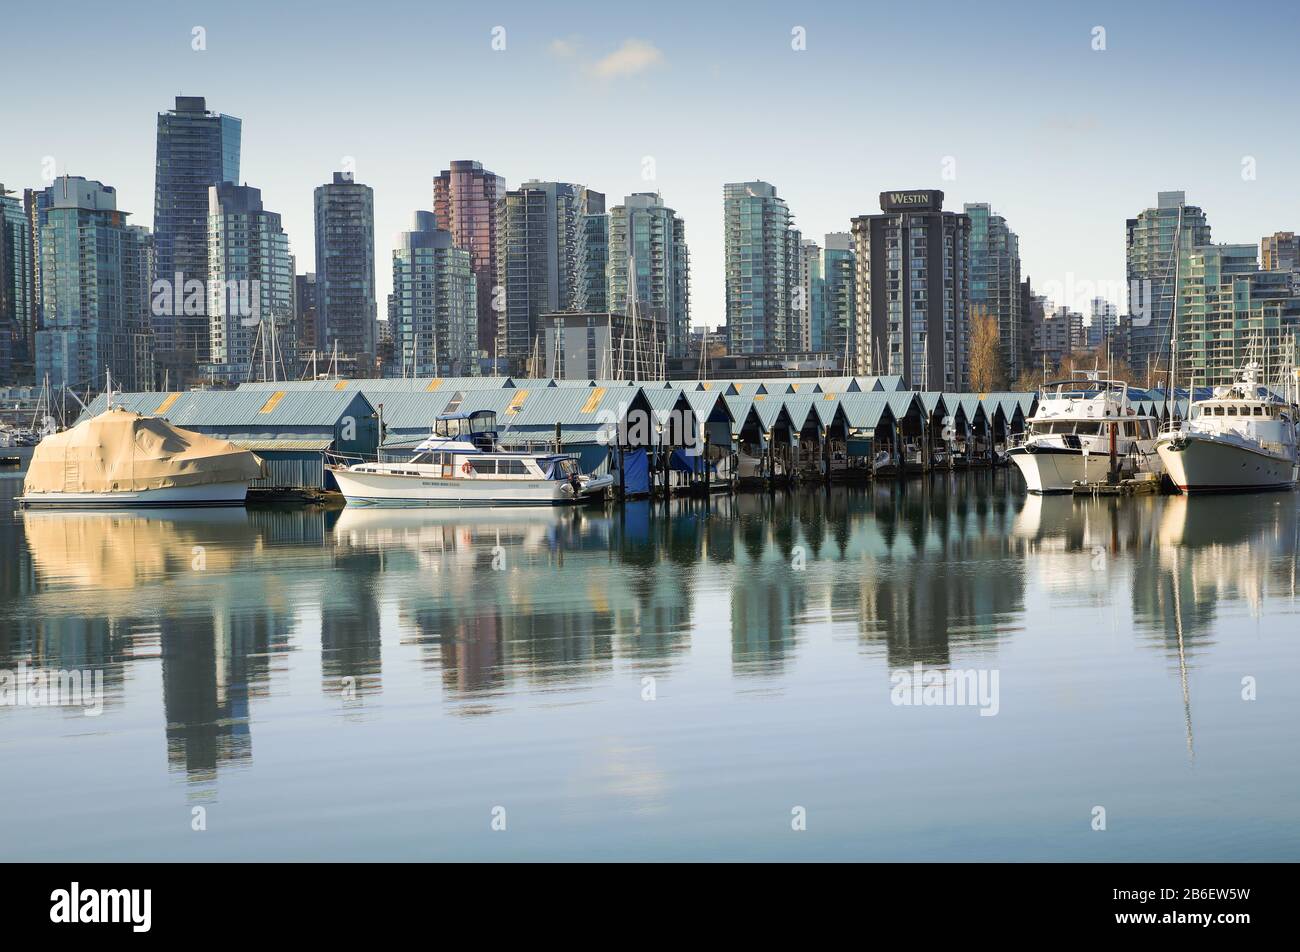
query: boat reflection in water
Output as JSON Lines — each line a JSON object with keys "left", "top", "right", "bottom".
{"left": 4, "top": 473, "right": 1300, "bottom": 860}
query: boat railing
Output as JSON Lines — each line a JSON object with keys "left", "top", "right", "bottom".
{"left": 1159, "top": 417, "right": 1184, "bottom": 436}
{"left": 325, "top": 449, "right": 372, "bottom": 467}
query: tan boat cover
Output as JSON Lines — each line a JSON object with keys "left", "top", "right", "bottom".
{"left": 24, "top": 408, "right": 266, "bottom": 495}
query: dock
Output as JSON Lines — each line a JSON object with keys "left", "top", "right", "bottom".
{"left": 1072, "top": 473, "right": 1162, "bottom": 496}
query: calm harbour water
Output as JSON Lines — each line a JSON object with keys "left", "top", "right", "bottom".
{"left": 2, "top": 454, "right": 1298, "bottom": 861}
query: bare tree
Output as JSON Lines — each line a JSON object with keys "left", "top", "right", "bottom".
{"left": 968, "top": 306, "right": 1006, "bottom": 391}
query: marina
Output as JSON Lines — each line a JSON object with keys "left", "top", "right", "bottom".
{"left": 35, "top": 372, "right": 1297, "bottom": 507}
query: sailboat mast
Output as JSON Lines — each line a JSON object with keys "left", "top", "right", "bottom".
{"left": 1169, "top": 204, "right": 1184, "bottom": 422}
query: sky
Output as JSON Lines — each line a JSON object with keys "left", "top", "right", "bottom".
{"left": 4, "top": 0, "right": 1299, "bottom": 331}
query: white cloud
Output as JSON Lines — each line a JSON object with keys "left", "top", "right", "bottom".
{"left": 548, "top": 37, "right": 580, "bottom": 59}
{"left": 588, "top": 39, "right": 665, "bottom": 79}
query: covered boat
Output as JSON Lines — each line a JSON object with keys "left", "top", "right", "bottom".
{"left": 18, "top": 408, "right": 266, "bottom": 508}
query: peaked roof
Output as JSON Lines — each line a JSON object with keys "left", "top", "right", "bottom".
{"left": 835, "top": 392, "right": 893, "bottom": 429}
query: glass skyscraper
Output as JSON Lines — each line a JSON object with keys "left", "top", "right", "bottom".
{"left": 965, "top": 203, "right": 1022, "bottom": 383}
{"left": 800, "top": 238, "right": 823, "bottom": 353}
{"left": 497, "top": 181, "right": 605, "bottom": 369}
{"left": 1124, "top": 191, "right": 1210, "bottom": 380}
{"left": 577, "top": 207, "right": 609, "bottom": 314}
{"left": 822, "top": 233, "right": 856, "bottom": 371}
{"left": 723, "top": 181, "right": 797, "bottom": 355}
{"left": 153, "top": 96, "right": 241, "bottom": 382}
{"left": 607, "top": 192, "right": 689, "bottom": 360}
{"left": 34, "top": 176, "right": 152, "bottom": 391}
{"left": 433, "top": 161, "right": 505, "bottom": 360}
{"left": 314, "top": 171, "right": 377, "bottom": 371}
{"left": 392, "top": 211, "right": 477, "bottom": 377}
{"left": 0, "top": 185, "right": 33, "bottom": 384}
{"left": 206, "top": 183, "right": 294, "bottom": 384}
{"left": 1176, "top": 243, "right": 1300, "bottom": 388}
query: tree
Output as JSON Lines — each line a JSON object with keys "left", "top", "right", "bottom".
{"left": 1011, "top": 345, "right": 1142, "bottom": 393}
{"left": 968, "top": 306, "right": 1006, "bottom": 392}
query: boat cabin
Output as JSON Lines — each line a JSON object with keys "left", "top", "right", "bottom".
{"left": 1027, "top": 418, "right": 1158, "bottom": 439}
{"left": 1190, "top": 401, "right": 1288, "bottom": 421}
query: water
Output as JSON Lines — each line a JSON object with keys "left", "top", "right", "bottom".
{"left": 2, "top": 460, "right": 1298, "bottom": 861}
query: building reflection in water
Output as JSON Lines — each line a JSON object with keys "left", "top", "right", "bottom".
{"left": 1011, "top": 488, "right": 1299, "bottom": 757}
{"left": 7, "top": 465, "right": 1298, "bottom": 781}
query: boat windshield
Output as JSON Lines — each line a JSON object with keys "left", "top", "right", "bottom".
{"left": 433, "top": 417, "right": 468, "bottom": 438}
{"left": 432, "top": 410, "right": 498, "bottom": 439}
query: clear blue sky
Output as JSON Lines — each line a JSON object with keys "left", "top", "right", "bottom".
{"left": 4, "top": 0, "right": 1298, "bottom": 329}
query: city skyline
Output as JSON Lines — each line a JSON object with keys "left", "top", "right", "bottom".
{"left": 4, "top": 0, "right": 1299, "bottom": 335}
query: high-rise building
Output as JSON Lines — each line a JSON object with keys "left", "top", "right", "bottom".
{"left": 205, "top": 183, "right": 294, "bottom": 385}
{"left": 433, "top": 160, "right": 505, "bottom": 359}
{"left": 391, "top": 211, "right": 477, "bottom": 377}
{"left": 153, "top": 96, "right": 242, "bottom": 382}
{"left": 1087, "top": 296, "right": 1119, "bottom": 351}
{"left": 798, "top": 238, "right": 822, "bottom": 353}
{"left": 1261, "top": 232, "right": 1300, "bottom": 272}
{"left": 295, "top": 273, "right": 319, "bottom": 362}
{"left": 1019, "top": 278, "right": 1047, "bottom": 379}
{"left": 497, "top": 181, "right": 606, "bottom": 370}
{"left": 1035, "top": 305, "right": 1085, "bottom": 367}
{"left": 1176, "top": 243, "right": 1300, "bottom": 388}
{"left": 1, "top": 184, "right": 34, "bottom": 383}
{"left": 965, "top": 203, "right": 1022, "bottom": 382}
{"left": 23, "top": 188, "right": 44, "bottom": 358}
{"left": 607, "top": 192, "right": 690, "bottom": 362}
{"left": 852, "top": 190, "right": 972, "bottom": 389}
{"left": 724, "top": 182, "right": 799, "bottom": 355}
{"left": 34, "top": 176, "right": 153, "bottom": 391}
{"left": 1124, "top": 191, "right": 1211, "bottom": 379}
{"left": 125, "top": 223, "right": 156, "bottom": 391}
{"left": 577, "top": 204, "right": 609, "bottom": 314}
{"left": 823, "top": 233, "right": 856, "bottom": 371}
{"left": 313, "top": 171, "right": 377, "bottom": 371}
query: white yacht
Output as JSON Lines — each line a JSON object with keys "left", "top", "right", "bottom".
{"left": 330, "top": 410, "right": 615, "bottom": 508}
{"left": 1155, "top": 363, "right": 1297, "bottom": 493}
{"left": 1007, "top": 376, "right": 1161, "bottom": 493}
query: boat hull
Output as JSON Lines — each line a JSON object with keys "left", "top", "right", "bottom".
{"left": 1156, "top": 435, "right": 1296, "bottom": 494}
{"left": 17, "top": 480, "right": 251, "bottom": 509}
{"left": 1007, "top": 447, "right": 1131, "bottom": 494}
{"left": 333, "top": 468, "right": 607, "bottom": 507}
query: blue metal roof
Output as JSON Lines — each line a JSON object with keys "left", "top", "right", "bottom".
{"left": 884, "top": 391, "right": 921, "bottom": 420}
{"left": 781, "top": 395, "right": 831, "bottom": 430}
{"left": 917, "top": 392, "right": 947, "bottom": 416}
{"left": 836, "top": 392, "right": 892, "bottom": 429}
{"left": 82, "top": 389, "right": 373, "bottom": 429}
